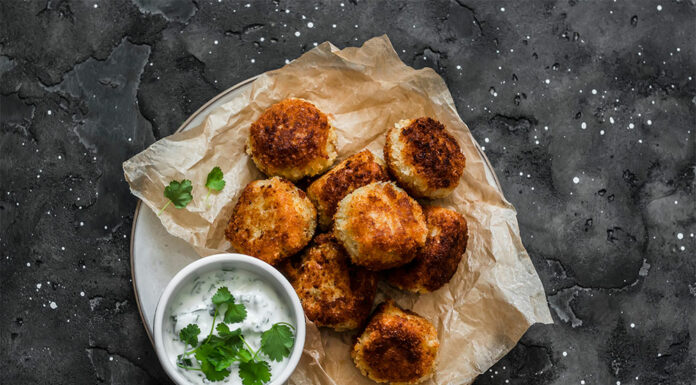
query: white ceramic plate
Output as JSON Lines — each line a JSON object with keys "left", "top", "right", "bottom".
{"left": 129, "top": 75, "right": 502, "bottom": 344}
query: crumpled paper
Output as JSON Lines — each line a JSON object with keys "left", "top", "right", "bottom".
{"left": 123, "top": 35, "right": 552, "bottom": 385}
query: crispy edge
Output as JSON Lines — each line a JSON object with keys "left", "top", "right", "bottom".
{"left": 387, "top": 206, "right": 468, "bottom": 293}
{"left": 335, "top": 182, "right": 427, "bottom": 271}
{"left": 307, "top": 150, "right": 389, "bottom": 229}
{"left": 385, "top": 117, "right": 465, "bottom": 197}
{"left": 352, "top": 300, "right": 439, "bottom": 384}
{"left": 248, "top": 99, "right": 335, "bottom": 176}
{"left": 283, "top": 233, "right": 378, "bottom": 330}
{"left": 224, "top": 177, "right": 316, "bottom": 265}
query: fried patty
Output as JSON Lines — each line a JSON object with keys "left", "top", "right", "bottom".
{"left": 387, "top": 206, "right": 468, "bottom": 293}
{"left": 280, "top": 234, "right": 378, "bottom": 331}
{"left": 225, "top": 177, "right": 316, "bottom": 265}
{"left": 334, "top": 182, "right": 427, "bottom": 271}
{"left": 307, "top": 150, "right": 390, "bottom": 230}
{"left": 352, "top": 300, "right": 439, "bottom": 384}
{"left": 384, "top": 117, "right": 466, "bottom": 199}
{"left": 247, "top": 98, "right": 337, "bottom": 181}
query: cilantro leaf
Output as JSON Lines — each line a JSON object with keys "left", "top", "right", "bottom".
{"left": 207, "top": 347, "right": 237, "bottom": 372}
{"left": 178, "top": 324, "right": 200, "bottom": 347}
{"left": 238, "top": 360, "right": 271, "bottom": 385}
{"left": 206, "top": 166, "right": 226, "bottom": 191}
{"left": 260, "top": 323, "right": 295, "bottom": 362}
{"left": 165, "top": 179, "right": 193, "bottom": 208}
{"left": 216, "top": 322, "right": 231, "bottom": 336}
{"left": 158, "top": 179, "right": 193, "bottom": 215}
{"left": 224, "top": 303, "right": 247, "bottom": 324}
{"left": 212, "top": 287, "right": 234, "bottom": 306}
{"left": 200, "top": 360, "right": 230, "bottom": 382}
{"left": 211, "top": 287, "right": 247, "bottom": 324}
{"left": 236, "top": 348, "right": 253, "bottom": 363}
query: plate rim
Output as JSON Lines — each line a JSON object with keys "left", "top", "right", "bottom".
{"left": 129, "top": 75, "right": 258, "bottom": 345}
{"left": 129, "top": 75, "right": 502, "bottom": 347}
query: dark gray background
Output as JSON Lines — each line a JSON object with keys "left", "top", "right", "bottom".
{"left": 1, "top": 0, "right": 695, "bottom": 384}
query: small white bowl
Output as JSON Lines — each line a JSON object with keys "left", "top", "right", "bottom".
{"left": 153, "top": 253, "right": 306, "bottom": 385}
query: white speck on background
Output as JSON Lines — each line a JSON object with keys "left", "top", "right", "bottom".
{"left": 562, "top": 351, "right": 568, "bottom": 357}
{"left": 573, "top": 176, "right": 580, "bottom": 184}
{"left": 657, "top": 5, "right": 662, "bottom": 11}
{"left": 630, "top": 323, "right": 635, "bottom": 328}
{"left": 49, "top": 301, "right": 58, "bottom": 309}
{"left": 591, "top": 89, "right": 597, "bottom": 94}
{"left": 80, "top": 291, "right": 85, "bottom": 297}
{"left": 456, "top": 65, "right": 461, "bottom": 70}
{"left": 544, "top": 79, "right": 550, "bottom": 84}
{"left": 484, "top": 138, "right": 490, "bottom": 143}
{"left": 629, "top": 123, "right": 635, "bottom": 129}
{"left": 610, "top": 117, "right": 615, "bottom": 124}
{"left": 294, "top": 31, "right": 300, "bottom": 37}
{"left": 581, "top": 122, "right": 587, "bottom": 129}
{"left": 600, "top": 130, "right": 605, "bottom": 135}
{"left": 93, "top": 4, "right": 98, "bottom": 8}
{"left": 36, "top": 283, "right": 42, "bottom": 289}
{"left": 678, "top": 233, "right": 684, "bottom": 239}
{"left": 500, "top": 7, "right": 505, "bottom": 12}
{"left": 647, "top": 119, "right": 652, "bottom": 125}
{"left": 214, "top": 40, "right": 218, "bottom": 45}
{"left": 307, "top": 22, "right": 314, "bottom": 28}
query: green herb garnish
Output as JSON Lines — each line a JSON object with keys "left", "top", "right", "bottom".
{"left": 158, "top": 179, "right": 193, "bottom": 215}
{"left": 204, "top": 166, "right": 226, "bottom": 205}
{"left": 176, "top": 286, "right": 295, "bottom": 383}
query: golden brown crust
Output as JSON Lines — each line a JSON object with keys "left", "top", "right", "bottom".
{"left": 307, "top": 150, "right": 390, "bottom": 230}
{"left": 352, "top": 300, "right": 439, "bottom": 384}
{"left": 248, "top": 99, "right": 337, "bottom": 181}
{"left": 334, "top": 182, "right": 427, "bottom": 271}
{"left": 224, "top": 177, "right": 316, "bottom": 265}
{"left": 280, "top": 234, "right": 378, "bottom": 331}
{"left": 384, "top": 117, "right": 465, "bottom": 198}
{"left": 386, "top": 206, "right": 468, "bottom": 293}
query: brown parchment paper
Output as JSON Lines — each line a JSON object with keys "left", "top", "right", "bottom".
{"left": 123, "top": 35, "right": 552, "bottom": 385}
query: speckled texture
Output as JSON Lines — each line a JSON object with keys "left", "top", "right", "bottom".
{"left": 1, "top": 1, "right": 694, "bottom": 384}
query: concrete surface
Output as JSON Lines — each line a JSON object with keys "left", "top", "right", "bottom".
{"left": 1, "top": 0, "right": 694, "bottom": 384}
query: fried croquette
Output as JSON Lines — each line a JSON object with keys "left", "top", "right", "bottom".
{"left": 281, "top": 233, "right": 378, "bottom": 331}
{"left": 225, "top": 177, "right": 316, "bottom": 265}
{"left": 334, "top": 182, "right": 427, "bottom": 271}
{"left": 384, "top": 117, "right": 466, "bottom": 198}
{"left": 387, "top": 206, "right": 468, "bottom": 293}
{"left": 247, "top": 98, "right": 337, "bottom": 181}
{"left": 351, "top": 300, "right": 439, "bottom": 384}
{"left": 307, "top": 150, "right": 390, "bottom": 230}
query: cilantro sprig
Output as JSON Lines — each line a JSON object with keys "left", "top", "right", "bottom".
{"left": 204, "top": 166, "right": 226, "bottom": 205}
{"left": 176, "top": 286, "right": 296, "bottom": 384}
{"left": 158, "top": 179, "right": 193, "bottom": 215}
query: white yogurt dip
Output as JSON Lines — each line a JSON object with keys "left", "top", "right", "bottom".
{"left": 163, "top": 268, "right": 294, "bottom": 384}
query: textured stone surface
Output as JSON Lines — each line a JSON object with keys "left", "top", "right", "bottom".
{"left": 1, "top": 1, "right": 695, "bottom": 384}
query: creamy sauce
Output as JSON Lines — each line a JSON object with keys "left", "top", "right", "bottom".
{"left": 164, "top": 269, "right": 294, "bottom": 385}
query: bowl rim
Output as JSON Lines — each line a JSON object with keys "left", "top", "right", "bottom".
{"left": 153, "top": 253, "right": 306, "bottom": 385}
